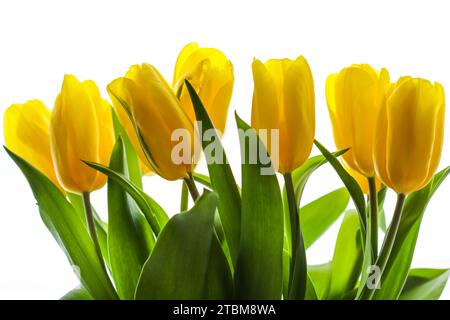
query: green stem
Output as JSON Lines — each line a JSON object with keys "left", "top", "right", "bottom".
{"left": 180, "top": 181, "right": 189, "bottom": 211}
{"left": 368, "top": 177, "right": 378, "bottom": 260}
{"left": 82, "top": 192, "right": 110, "bottom": 278}
{"left": 184, "top": 172, "right": 200, "bottom": 201}
{"left": 362, "top": 193, "right": 406, "bottom": 300}
{"left": 284, "top": 172, "right": 307, "bottom": 300}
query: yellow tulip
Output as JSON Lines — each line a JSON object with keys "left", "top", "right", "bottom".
{"left": 173, "top": 42, "right": 234, "bottom": 133}
{"left": 108, "top": 88, "right": 153, "bottom": 176}
{"left": 374, "top": 77, "right": 445, "bottom": 194}
{"left": 344, "top": 165, "right": 381, "bottom": 195}
{"left": 108, "top": 64, "right": 198, "bottom": 181}
{"left": 4, "top": 100, "right": 62, "bottom": 189}
{"left": 326, "top": 64, "right": 390, "bottom": 177}
{"left": 50, "top": 75, "right": 115, "bottom": 194}
{"left": 251, "top": 56, "right": 315, "bottom": 173}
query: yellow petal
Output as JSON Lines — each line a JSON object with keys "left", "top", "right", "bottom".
{"left": 385, "top": 78, "right": 444, "bottom": 193}
{"left": 251, "top": 56, "right": 315, "bottom": 173}
{"left": 107, "top": 78, "right": 152, "bottom": 175}
{"left": 173, "top": 42, "right": 199, "bottom": 85}
{"left": 50, "top": 75, "right": 114, "bottom": 193}
{"left": 110, "top": 64, "right": 198, "bottom": 181}
{"left": 91, "top": 99, "right": 115, "bottom": 190}
{"left": 420, "top": 82, "right": 445, "bottom": 187}
{"left": 4, "top": 100, "right": 62, "bottom": 189}
{"left": 173, "top": 44, "right": 234, "bottom": 132}
{"left": 326, "top": 64, "right": 389, "bottom": 177}
{"left": 282, "top": 56, "right": 315, "bottom": 172}
{"left": 251, "top": 59, "right": 280, "bottom": 156}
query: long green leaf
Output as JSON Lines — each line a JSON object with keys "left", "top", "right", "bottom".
{"left": 377, "top": 186, "right": 388, "bottom": 232}
{"left": 192, "top": 172, "right": 212, "bottom": 189}
{"left": 308, "top": 263, "right": 332, "bottom": 300}
{"left": 328, "top": 210, "right": 363, "bottom": 299}
{"left": 302, "top": 188, "right": 350, "bottom": 249}
{"left": 5, "top": 147, "right": 118, "bottom": 300}
{"left": 371, "top": 167, "right": 450, "bottom": 299}
{"left": 185, "top": 80, "right": 241, "bottom": 267}
{"left": 135, "top": 192, "right": 232, "bottom": 299}
{"left": 234, "top": 114, "right": 284, "bottom": 299}
{"left": 400, "top": 268, "right": 450, "bottom": 300}
{"left": 107, "top": 138, "right": 154, "bottom": 299}
{"left": 111, "top": 108, "right": 143, "bottom": 189}
{"left": 305, "top": 274, "right": 319, "bottom": 300}
{"left": 314, "top": 140, "right": 366, "bottom": 234}
{"left": 67, "top": 193, "right": 110, "bottom": 269}
{"left": 282, "top": 152, "right": 347, "bottom": 298}
{"left": 61, "top": 286, "right": 93, "bottom": 300}
{"left": 85, "top": 161, "right": 169, "bottom": 235}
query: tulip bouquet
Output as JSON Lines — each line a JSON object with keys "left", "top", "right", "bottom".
{"left": 3, "top": 43, "right": 449, "bottom": 300}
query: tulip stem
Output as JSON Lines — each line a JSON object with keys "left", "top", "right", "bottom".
{"left": 184, "top": 172, "right": 200, "bottom": 201}
{"left": 361, "top": 193, "right": 406, "bottom": 300}
{"left": 82, "top": 192, "right": 109, "bottom": 276}
{"left": 284, "top": 172, "right": 307, "bottom": 300}
{"left": 368, "top": 177, "right": 378, "bottom": 260}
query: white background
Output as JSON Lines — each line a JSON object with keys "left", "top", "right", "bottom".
{"left": 0, "top": 0, "right": 449, "bottom": 299}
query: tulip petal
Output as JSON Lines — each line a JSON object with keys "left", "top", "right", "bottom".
{"left": 282, "top": 56, "right": 315, "bottom": 172}
{"left": 251, "top": 59, "right": 280, "bottom": 156}
{"left": 50, "top": 75, "right": 113, "bottom": 193}
{"left": 4, "top": 100, "right": 61, "bottom": 188}
{"left": 173, "top": 42, "right": 199, "bottom": 86}
{"left": 107, "top": 78, "right": 152, "bottom": 175}
{"left": 386, "top": 79, "right": 441, "bottom": 193}
{"left": 173, "top": 45, "right": 234, "bottom": 133}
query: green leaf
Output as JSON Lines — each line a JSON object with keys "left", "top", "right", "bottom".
{"left": 289, "top": 152, "right": 346, "bottom": 204}
{"left": 400, "top": 268, "right": 450, "bottom": 300}
{"left": 314, "top": 140, "right": 366, "bottom": 234}
{"left": 85, "top": 161, "right": 169, "bottom": 235}
{"left": 67, "top": 193, "right": 110, "bottom": 269}
{"left": 107, "top": 138, "right": 154, "bottom": 299}
{"left": 111, "top": 108, "right": 143, "bottom": 189}
{"left": 371, "top": 167, "right": 450, "bottom": 299}
{"left": 180, "top": 182, "right": 189, "bottom": 212}
{"left": 185, "top": 80, "right": 241, "bottom": 267}
{"left": 234, "top": 114, "right": 284, "bottom": 299}
{"left": 302, "top": 188, "right": 350, "bottom": 249}
{"left": 192, "top": 172, "right": 212, "bottom": 189}
{"left": 355, "top": 213, "right": 373, "bottom": 299}
{"left": 308, "top": 263, "right": 332, "bottom": 300}
{"left": 61, "top": 286, "right": 93, "bottom": 300}
{"left": 305, "top": 274, "right": 319, "bottom": 300}
{"left": 328, "top": 210, "right": 363, "bottom": 299}
{"left": 135, "top": 192, "right": 232, "bottom": 299}
{"left": 282, "top": 152, "right": 348, "bottom": 252}
{"left": 282, "top": 151, "right": 347, "bottom": 298}
{"left": 5, "top": 147, "right": 118, "bottom": 300}
{"left": 206, "top": 231, "right": 234, "bottom": 299}
{"left": 378, "top": 186, "right": 388, "bottom": 232}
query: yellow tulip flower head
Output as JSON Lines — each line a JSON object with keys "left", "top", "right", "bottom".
{"left": 50, "top": 75, "right": 115, "bottom": 194}
{"left": 251, "top": 56, "right": 315, "bottom": 174}
{"left": 173, "top": 42, "right": 234, "bottom": 133}
{"left": 108, "top": 64, "right": 199, "bottom": 181}
{"left": 4, "top": 100, "right": 62, "bottom": 190}
{"left": 326, "top": 64, "right": 390, "bottom": 177}
{"left": 107, "top": 75, "right": 153, "bottom": 176}
{"left": 374, "top": 77, "right": 445, "bottom": 194}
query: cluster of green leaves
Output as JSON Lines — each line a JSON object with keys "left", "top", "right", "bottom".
{"left": 5, "top": 83, "right": 449, "bottom": 300}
